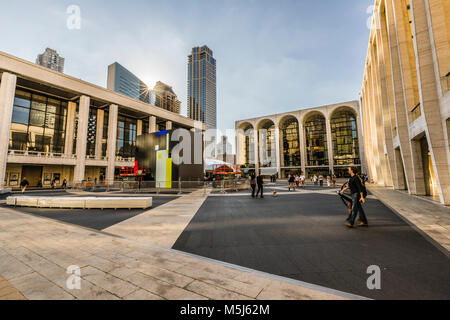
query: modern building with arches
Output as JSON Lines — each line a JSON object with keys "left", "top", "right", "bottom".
{"left": 235, "top": 100, "right": 365, "bottom": 178}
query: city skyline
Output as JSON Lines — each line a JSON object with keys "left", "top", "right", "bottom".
{"left": 0, "top": 0, "right": 373, "bottom": 131}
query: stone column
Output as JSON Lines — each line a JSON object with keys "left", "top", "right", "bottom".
{"left": 149, "top": 116, "right": 157, "bottom": 133}
{"left": 73, "top": 96, "right": 90, "bottom": 183}
{"left": 356, "top": 114, "right": 366, "bottom": 174}
{"left": 254, "top": 126, "right": 259, "bottom": 174}
{"left": 325, "top": 116, "right": 334, "bottom": 175}
{"left": 166, "top": 121, "right": 172, "bottom": 131}
{"left": 106, "top": 104, "right": 118, "bottom": 183}
{"left": 95, "top": 109, "right": 104, "bottom": 159}
{"left": 386, "top": 0, "right": 418, "bottom": 194}
{"left": 298, "top": 119, "right": 306, "bottom": 175}
{"left": 137, "top": 119, "right": 143, "bottom": 136}
{"left": 0, "top": 72, "right": 17, "bottom": 190}
{"left": 275, "top": 125, "right": 281, "bottom": 177}
{"left": 64, "top": 101, "right": 77, "bottom": 156}
{"left": 410, "top": 0, "right": 450, "bottom": 204}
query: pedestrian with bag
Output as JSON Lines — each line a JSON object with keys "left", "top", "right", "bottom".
{"left": 340, "top": 166, "right": 368, "bottom": 228}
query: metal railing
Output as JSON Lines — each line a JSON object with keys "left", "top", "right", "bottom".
{"left": 8, "top": 150, "right": 76, "bottom": 159}
{"left": 70, "top": 178, "right": 251, "bottom": 194}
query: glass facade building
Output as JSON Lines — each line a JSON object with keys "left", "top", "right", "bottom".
{"left": 107, "top": 62, "right": 150, "bottom": 104}
{"left": 187, "top": 46, "right": 217, "bottom": 129}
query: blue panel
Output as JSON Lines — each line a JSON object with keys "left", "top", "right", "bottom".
{"left": 157, "top": 130, "right": 168, "bottom": 136}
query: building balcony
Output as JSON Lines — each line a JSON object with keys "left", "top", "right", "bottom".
{"left": 7, "top": 149, "right": 77, "bottom": 165}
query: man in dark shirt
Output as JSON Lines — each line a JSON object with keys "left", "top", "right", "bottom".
{"left": 256, "top": 175, "right": 264, "bottom": 198}
{"left": 339, "top": 166, "right": 368, "bottom": 228}
{"left": 20, "top": 177, "right": 30, "bottom": 193}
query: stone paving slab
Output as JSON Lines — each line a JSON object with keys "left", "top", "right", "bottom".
{"left": 368, "top": 185, "right": 450, "bottom": 252}
{"left": 0, "top": 275, "right": 26, "bottom": 300}
{"left": 0, "top": 204, "right": 352, "bottom": 300}
{"left": 103, "top": 189, "right": 210, "bottom": 248}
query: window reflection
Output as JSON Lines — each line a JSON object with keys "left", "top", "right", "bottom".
{"left": 116, "top": 115, "right": 137, "bottom": 160}
{"left": 281, "top": 118, "right": 300, "bottom": 167}
{"left": 9, "top": 90, "right": 68, "bottom": 154}
{"left": 305, "top": 113, "right": 328, "bottom": 166}
{"left": 331, "top": 110, "right": 360, "bottom": 165}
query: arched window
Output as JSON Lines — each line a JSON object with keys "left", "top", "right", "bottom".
{"left": 280, "top": 117, "right": 300, "bottom": 167}
{"left": 305, "top": 113, "right": 328, "bottom": 166}
{"left": 331, "top": 109, "right": 360, "bottom": 165}
{"left": 258, "top": 120, "right": 276, "bottom": 167}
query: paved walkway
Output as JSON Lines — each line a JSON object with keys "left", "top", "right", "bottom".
{"left": 0, "top": 203, "right": 353, "bottom": 300}
{"left": 0, "top": 275, "right": 25, "bottom": 300}
{"left": 368, "top": 185, "right": 450, "bottom": 252}
{"left": 103, "top": 189, "right": 210, "bottom": 248}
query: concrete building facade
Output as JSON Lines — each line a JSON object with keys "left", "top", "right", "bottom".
{"left": 0, "top": 51, "right": 202, "bottom": 191}
{"left": 152, "top": 81, "right": 181, "bottom": 114}
{"left": 235, "top": 101, "right": 365, "bottom": 178}
{"left": 36, "top": 48, "right": 65, "bottom": 73}
{"left": 361, "top": 0, "right": 450, "bottom": 205}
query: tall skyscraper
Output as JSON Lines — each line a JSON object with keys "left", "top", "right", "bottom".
{"left": 36, "top": 48, "right": 65, "bottom": 73}
{"left": 187, "top": 46, "right": 217, "bottom": 129}
{"left": 107, "top": 62, "right": 150, "bottom": 104}
{"left": 152, "top": 81, "right": 181, "bottom": 114}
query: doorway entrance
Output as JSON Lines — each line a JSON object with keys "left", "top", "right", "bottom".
{"left": 419, "top": 136, "right": 438, "bottom": 198}
{"left": 21, "top": 166, "right": 43, "bottom": 187}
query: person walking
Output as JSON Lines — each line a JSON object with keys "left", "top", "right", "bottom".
{"left": 319, "top": 175, "right": 324, "bottom": 187}
{"left": 20, "top": 177, "right": 29, "bottom": 193}
{"left": 295, "top": 175, "right": 300, "bottom": 188}
{"left": 288, "top": 174, "right": 295, "bottom": 191}
{"left": 332, "top": 174, "right": 337, "bottom": 187}
{"left": 313, "top": 175, "right": 318, "bottom": 185}
{"left": 300, "top": 173, "right": 306, "bottom": 188}
{"left": 340, "top": 166, "right": 368, "bottom": 228}
{"left": 326, "top": 175, "right": 331, "bottom": 187}
{"left": 256, "top": 174, "right": 264, "bottom": 198}
{"left": 250, "top": 174, "right": 256, "bottom": 198}
{"left": 62, "top": 178, "right": 67, "bottom": 189}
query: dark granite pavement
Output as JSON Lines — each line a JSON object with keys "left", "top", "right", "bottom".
{"left": 173, "top": 192, "right": 450, "bottom": 300}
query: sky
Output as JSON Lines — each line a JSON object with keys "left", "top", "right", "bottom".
{"left": 0, "top": 0, "right": 374, "bottom": 131}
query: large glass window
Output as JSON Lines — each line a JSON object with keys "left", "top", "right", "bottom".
{"left": 102, "top": 110, "right": 109, "bottom": 157}
{"left": 116, "top": 115, "right": 137, "bottom": 160}
{"left": 240, "top": 125, "right": 254, "bottom": 167}
{"left": 305, "top": 113, "right": 328, "bottom": 166}
{"left": 9, "top": 90, "right": 68, "bottom": 154}
{"left": 331, "top": 110, "right": 360, "bottom": 165}
{"left": 258, "top": 121, "right": 276, "bottom": 168}
{"left": 281, "top": 118, "right": 300, "bottom": 167}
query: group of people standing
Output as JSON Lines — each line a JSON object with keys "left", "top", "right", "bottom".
{"left": 311, "top": 174, "right": 337, "bottom": 187}
{"left": 287, "top": 174, "right": 306, "bottom": 191}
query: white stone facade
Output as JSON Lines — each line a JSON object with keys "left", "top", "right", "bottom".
{"left": 235, "top": 100, "right": 366, "bottom": 178}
